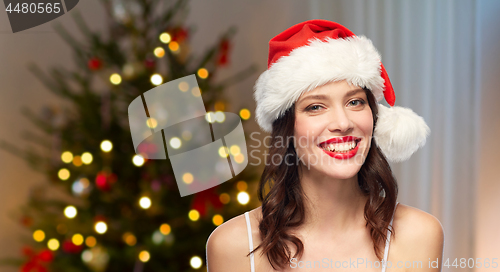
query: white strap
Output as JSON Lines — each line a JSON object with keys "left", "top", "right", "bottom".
{"left": 244, "top": 212, "right": 255, "bottom": 272}
{"left": 381, "top": 202, "right": 399, "bottom": 272}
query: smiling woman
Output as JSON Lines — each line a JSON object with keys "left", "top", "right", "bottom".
{"left": 206, "top": 20, "right": 442, "bottom": 272}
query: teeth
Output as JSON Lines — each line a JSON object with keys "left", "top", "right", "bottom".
{"left": 321, "top": 141, "right": 357, "bottom": 153}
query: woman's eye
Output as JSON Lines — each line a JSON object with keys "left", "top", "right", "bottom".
{"left": 305, "top": 105, "right": 323, "bottom": 111}
{"left": 349, "top": 99, "right": 366, "bottom": 107}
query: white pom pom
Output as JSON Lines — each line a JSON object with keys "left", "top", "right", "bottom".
{"left": 374, "top": 103, "right": 430, "bottom": 163}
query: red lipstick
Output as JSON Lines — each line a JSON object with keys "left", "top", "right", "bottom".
{"left": 318, "top": 136, "right": 361, "bottom": 160}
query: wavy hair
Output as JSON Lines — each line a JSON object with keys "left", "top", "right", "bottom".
{"left": 248, "top": 88, "right": 398, "bottom": 270}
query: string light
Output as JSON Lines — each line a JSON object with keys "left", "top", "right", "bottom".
{"left": 100, "top": 140, "right": 113, "bottom": 152}
{"left": 236, "top": 181, "right": 247, "bottom": 191}
{"left": 58, "top": 168, "right": 70, "bottom": 180}
{"left": 230, "top": 145, "right": 241, "bottom": 156}
{"left": 159, "top": 32, "right": 171, "bottom": 44}
{"left": 64, "top": 205, "right": 77, "bottom": 218}
{"left": 168, "top": 41, "right": 179, "bottom": 52}
{"left": 197, "top": 68, "right": 208, "bottom": 79}
{"left": 237, "top": 192, "right": 250, "bottom": 205}
{"left": 154, "top": 47, "right": 165, "bottom": 58}
{"left": 47, "top": 239, "right": 60, "bottom": 251}
{"left": 82, "top": 249, "right": 92, "bottom": 262}
{"left": 72, "top": 155, "right": 82, "bottom": 166}
{"left": 190, "top": 256, "right": 202, "bottom": 269}
{"left": 214, "top": 111, "right": 225, "bottom": 122}
{"left": 139, "top": 196, "right": 151, "bottom": 209}
{"left": 169, "top": 137, "right": 181, "bottom": 149}
{"left": 188, "top": 210, "right": 200, "bottom": 221}
{"left": 182, "top": 173, "right": 193, "bottom": 184}
{"left": 61, "top": 151, "right": 73, "bottom": 163}
{"left": 139, "top": 251, "right": 150, "bottom": 262}
{"left": 72, "top": 234, "right": 84, "bottom": 245}
{"left": 178, "top": 81, "right": 189, "bottom": 92}
{"left": 33, "top": 230, "right": 45, "bottom": 242}
{"left": 219, "top": 193, "right": 230, "bottom": 204}
{"left": 239, "top": 108, "right": 251, "bottom": 120}
{"left": 146, "top": 117, "right": 158, "bottom": 129}
{"left": 122, "top": 232, "right": 136, "bottom": 246}
{"left": 151, "top": 73, "right": 163, "bottom": 85}
{"left": 212, "top": 214, "right": 223, "bottom": 226}
{"left": 218, "top": 146, "right": 229, "bottom": 158}
{"left": 81, "top": 152, "right": 93, "bottom": 164}
{"left": 132, "top": 155, "right": 145, "bottom": 166}
{"left": 85, "top": 236, "right": 96, "bottom": 247}
{"left": 234, "top": 153, "right": 245, "bottom": 164}
{"left": 95, "top": 221, "right": 107, "bottom": 234}
{"left": 110, "top": 73, "right": 122, "bottom": 85}
{"left": 160, "top": 224, "right": 171, "bottom": 235}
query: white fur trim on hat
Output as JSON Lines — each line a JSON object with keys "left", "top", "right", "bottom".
{"left": 374, "top": 103, "right": 431, "bottom": 163}
{"left": 253, "top": 35, "right": 385, "bottom": 133}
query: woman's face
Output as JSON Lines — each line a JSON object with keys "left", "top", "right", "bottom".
{"left": 293, "top": 80, "right": 373, "bottom": 179}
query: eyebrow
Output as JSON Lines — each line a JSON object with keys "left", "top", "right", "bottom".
{"left": 298, "top": 88, "right": 365, "bottom": 104}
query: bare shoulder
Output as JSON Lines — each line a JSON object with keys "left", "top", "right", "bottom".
{"left": 206, "top": 211, "right": 252, "bottom": 272}
{"left": 391, "top": 203, "right": 445, "bottom": 270}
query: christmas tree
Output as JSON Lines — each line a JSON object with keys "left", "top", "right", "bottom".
{"left": 0, "top": 0, "right": 259, "bottom": 271}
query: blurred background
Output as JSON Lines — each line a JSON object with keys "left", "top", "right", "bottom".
{"left": 0, "top": 0, "right": 499, "bottom": 271}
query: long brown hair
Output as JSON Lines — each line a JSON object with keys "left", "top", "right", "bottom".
{"left": 249, "top": 88, "right": 398, "bottom": 270}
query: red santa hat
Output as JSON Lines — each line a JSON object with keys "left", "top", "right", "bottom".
{"left": 253, "top": 20, "right": 430, "bottom": 162}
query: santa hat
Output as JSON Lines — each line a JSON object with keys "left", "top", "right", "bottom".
{"left": 253, "top": 20, "right": 430, "bottom": 163}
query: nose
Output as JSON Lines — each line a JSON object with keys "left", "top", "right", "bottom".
{"left": 327, "top": 106, "right": 354, "bottom": 133}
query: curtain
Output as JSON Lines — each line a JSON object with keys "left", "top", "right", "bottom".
{"left": 309, "top": 1, "right": 479, "bottom": 271}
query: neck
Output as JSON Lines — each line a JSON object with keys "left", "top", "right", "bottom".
{"left": 298, "top": 166, "right": 369, "bottom": 236}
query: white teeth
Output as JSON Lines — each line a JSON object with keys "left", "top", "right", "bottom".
{"left": 321, "top": 141, "right": 357, "bottom": 152}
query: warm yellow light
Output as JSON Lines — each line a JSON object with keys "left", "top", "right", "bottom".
{"left": 197, "top": 68, "right": 208, "bottom": 79}
{"left": 230, "top": 145, "right": 241, "bottom": 155}
{"left": 139, "top": 196, "right": 152, "bottom": 209}
{"left": 72, "top": 234, "right": 84, "bottom": 245}
{"left": 81, "top": 152, "right": 93, "bottom": 164}
{"left": 219, "top": 193, "right": 230, "bottom": 204}
{"left": 58, "top": 168, "right": 70, "bottom": 180}
{"left": 235, "top": 153, "right": 245, "bottom": 164}
{"left": 178, "top": 81, "right": 189, "bottom": 92}
{"left": 85, "top": 236, "right": 96, "bottom": 247}
{"left": 95, "top": 221, "right": 107, "bottom": 234}
{"left": 160, "top": 32, "right": 171, "bottom": 44}
{"left": 64, "top": 205, "right": 77, "bottom": 218}
{"left": 214, "top": 111, "right": 225, "bottom": 123}
{"left": 191, "top": 86, "right": 201, "bottom": 97}
{"left": 205, "top": 111, "right": 215, "bottom": 123}
{"left": 181, "top": 130, "right": 192, "bottom": 141}
{"left": 237, "top": 192, "right": 250, "bottom": 205}
{"left": 214, "top": 101, "right": 225, "bottom": 111}
{"left": 236, "top": 181, "right": 247, "bottom": 191}
{"left": 190, "top": 256, "right": 203, "bottom": 269}
{"left": 33, "top": 230, "right": 45, "bottom": 242}
{"left": 61, "top": 151, "right": 73, "bottom": 163}
{"left": 160, "top": 224, "right": 171, "bottom": 235}
{"left": 123, "top": 232, "right": 137, "bottom": 246}
{"left": 151, "top": 73, "right": 163, "bottom": 85}
{"left": 133, "top": 155, "right": 145, "bottom": 166}
{"left": 154, "top": 47, "right": 165, "bottom": 58}
{"left": 110, "top": 73, "right": 122, "bottom": 85}
{"left": 72, "top": 155, "right": 82, "bottom": 166}
{"left": 101, "top": 140, "right": 113, "bottom": 152}
{"left": 146, "top": 117, "right": 157, "bottom": 129}
{"left": 168, "top": 41, "right": 179, "bottom": 51}
{"left": 182, "top": 172, "right": 193, "bottom": 184}
{"left": 139, "top": 250, "right": 150, "bottom": 262}
{"left": 169, "top": 137, "right": 181, "bottom": 149}
{"left": 188, "top": 209, "right": 200, "bottom": 221}
{"left": 212, "top": 214, "right": 223, "bottom": 226}
{"left": 239, "top": 108, "right": 251, "bottom": 120}
{"left": 218, "top": 146, "right": 229, "bottom": 158}
{"left": 47, "top": 239, "right": 60, "bottom": 251}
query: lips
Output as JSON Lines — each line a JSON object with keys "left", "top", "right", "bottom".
{"left": 317, "top": 136, "right": 361, "bottom": 160}
{"left": 318, "top": 136, "right": 361, "bottom": 147}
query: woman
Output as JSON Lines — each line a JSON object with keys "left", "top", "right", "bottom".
{"left": 207, "top": 20, "right": 444, "bottom": 272}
